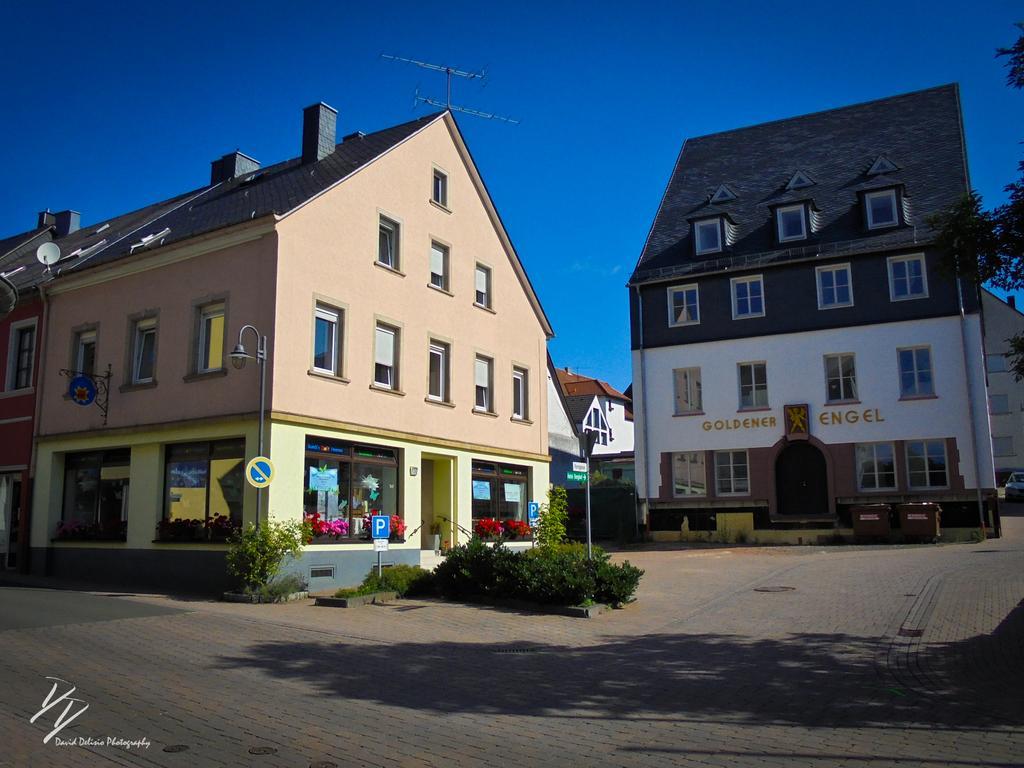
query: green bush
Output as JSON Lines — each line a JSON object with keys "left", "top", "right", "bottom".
{"left": 433, "top": 539, "right": 643, "bottom": 607}
{"left": 226, "top": 520, "right": 306, "bottom": 591}
{"left": 359, "top": 564, "right": 436, "bottom": 597}
{"left": 535, "top": 486, "right": 568, "bottom": 548}
{"left": 255, "top": 573, "right": 307, "bottom": 602}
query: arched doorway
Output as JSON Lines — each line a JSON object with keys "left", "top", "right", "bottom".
{"left": 775, "top": 442, "right": 828, "bottom": 516}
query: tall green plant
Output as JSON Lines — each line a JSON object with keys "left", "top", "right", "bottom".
{"left": 226, "top": 520, "right": 307, "bottom": 592}
{"left": 535, "top": 485, "right": 568, "bottom": 548}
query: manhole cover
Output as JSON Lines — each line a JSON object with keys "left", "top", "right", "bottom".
{"left": 162, "top": 745, "right": 189, "bottom": 753}
{"left": 494, "top": 647, "right": 539, "bottom": 654}
{"left": 249, "top": 746, "right": 278, "bottom": 755}
{"left": 753, "top": 586, "right": 796, "bottom": 593}
{"left": 898, "top": 627, "right": 924, "bottom": 637}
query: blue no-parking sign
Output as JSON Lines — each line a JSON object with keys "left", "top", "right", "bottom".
{"left": 245, "top": 457, "right": 275, "bottom": 489}
{"left": 371, "top": 514, "right": 390, "bottom": 539}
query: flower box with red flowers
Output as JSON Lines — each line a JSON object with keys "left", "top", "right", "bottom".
{"left": 473, "top": 518, "right": 504, "bottom": 540}
{"left": 502, "top": 519, "right": 532, "bottom": 540}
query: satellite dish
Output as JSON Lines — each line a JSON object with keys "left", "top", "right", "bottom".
{"left": 36, "top": 242, "right": 61, "bottom": 267}
{"left": 0, "top": 276, "right": 18, "bottom": 316}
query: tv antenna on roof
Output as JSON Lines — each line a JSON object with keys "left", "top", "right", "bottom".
{"left": 381, "top": 54, "right": 520, "bottom": 125}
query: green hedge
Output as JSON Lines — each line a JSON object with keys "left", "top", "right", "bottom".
{"left": 433, "top": 540, "right": 643, "bottom": 607}
{"left": 335, "top": 564, "right": 435, "bottom": 598}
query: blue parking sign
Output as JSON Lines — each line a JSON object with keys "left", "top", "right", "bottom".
{"left": 528, "top": 501, "right": 540, "bottom": 527}
{"left": 371, "top": 514, "right": 390, "bottom": 539}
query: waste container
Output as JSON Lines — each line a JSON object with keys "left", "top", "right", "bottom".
{"left": 896, "top": 502, "right": 941, "bottom": 541}
{"left": 850, "top": 504, "right": 892, "bottom": 540}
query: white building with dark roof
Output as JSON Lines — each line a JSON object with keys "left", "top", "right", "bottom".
{"left": 629, "top": 85, "right": 997, "bottom": 543}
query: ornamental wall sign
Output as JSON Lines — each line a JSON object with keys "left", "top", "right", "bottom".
{"left": 59, "top": 364, "right": 112, "bottom": 425}
{"left": 784, "top": 404, "right": 810, "bottom": 439}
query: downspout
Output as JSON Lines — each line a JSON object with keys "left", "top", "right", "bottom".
{"left": 955, "top": 271, "right": 987, "bottom": 533}
{"left": 24, "top": 283, "right": 50, "bottom": 572}
{"left": 634, "top": 284, "right": 651, "bottom": 538}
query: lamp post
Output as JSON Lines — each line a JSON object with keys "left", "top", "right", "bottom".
{"left": 230, "top": 325, "right": 268, "bottom": 530}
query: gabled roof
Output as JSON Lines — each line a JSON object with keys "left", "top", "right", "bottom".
{"left": 547, "top": 353, "right": 580, "bottom": 438}
{"left": 556, "top": 368, "right": 630, "bottom": 402}
{"left": 632, "top": 84, "right": 968, "bottom": 284}
{"left": 564, "top": 393, "right": 600, "bottom": 426}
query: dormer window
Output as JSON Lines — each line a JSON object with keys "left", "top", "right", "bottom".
{"left": 776, "top": 204, "right": 807, "bottom": 242}
{"left": 867, "top": 155, "right": 899, "bottom": 176}
{"left": 710, "top": 185, "right": 737, "bottom": 204}
{"left": 786, "top": 171, "right": 815, "bottom": 191}
{"left": 865, "top": 189, "right": 899, "bottom": 230}
{"left": 693, "top": 218, "right": 723, "bottom": 255}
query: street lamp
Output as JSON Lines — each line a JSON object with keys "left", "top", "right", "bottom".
{"left": 230, "top": 325, "right": 268, "bottom": 529}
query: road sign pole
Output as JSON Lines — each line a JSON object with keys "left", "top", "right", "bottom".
{"left": 377, "top": 549, "right": 382, "bottom": 579}
{"left": 585, "top": 454, "right": 593, "bottom": 561}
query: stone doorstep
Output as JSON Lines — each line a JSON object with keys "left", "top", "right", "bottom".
{"left": 314, "top": 591, "right": 398, "bottom": 608}
{"left": 221, "top": 591, "right": 310, "bottom": 604}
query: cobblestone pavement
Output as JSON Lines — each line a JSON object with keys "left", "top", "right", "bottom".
{"left": 1, "top": 511, "right": 1022, "bottom": 768}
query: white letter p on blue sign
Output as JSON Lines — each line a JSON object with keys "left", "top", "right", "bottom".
{"left": 371, "top": 514, "right": 390, "bottom": 539}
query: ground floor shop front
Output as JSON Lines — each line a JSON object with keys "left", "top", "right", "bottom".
{"left": 646, "top": 432, "right": 998, "bottom": 544}
{"left": 29, "top": 414, "right": 550, "bottom": 592}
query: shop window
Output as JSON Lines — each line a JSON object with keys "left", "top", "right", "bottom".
{"left": 471, "top": 461, "right": 528, "bottom": 521}
{"left": 906, "top": 440, "right": 948, "bottom": 489}
{"left": 672, "top": 452, "right": 706, "bottom": 497}
{"left": 164, "top": 440, "right": 245, "bottom": 531}
{"left": 303, "top": 437, "right": 399, "bottom": 540}
{"left": 855, "top": 442, "right": 896, "bottom": 490}
{"left": 61, "top": 449, "right": 131, "bottom": 539}
{"left": 714, "top": 450, "right": 749, "bottom": 495}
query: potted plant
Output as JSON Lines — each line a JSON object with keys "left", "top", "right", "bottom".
{"left": 207, "top": 514, "right": 241, "bottom": 542}
{"left": 473, "top": 517, "right": 502, "bottom": 540}
{"left": 304, "top": 511, "right": 349, "bottom": 543}
{"left": 502, "top": 519, "right": 531, "bottom": 541}
{"left": 429, "top": 521, "right": 442, "bottom": 552}
{"left": 389, "top": 514, "right": 407, "bottom": 543}
{"left": 156, "top": 518, "right": 204, "bottom": 542}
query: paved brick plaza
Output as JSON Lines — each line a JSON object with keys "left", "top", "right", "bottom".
{"left": 1, "top": 513, "right": 1022, "bottom": 767}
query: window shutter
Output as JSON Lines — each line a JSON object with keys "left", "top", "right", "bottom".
{"left": 475, "top": 358, "right": 489, "bottom": 388}
{"left": 375, "top": 327, "right": 394, "bottom": 367}
{"left": 431, "top": 245, "right": 445, "bottom": 276}
{"left": 475, "top": 267, "right": 488, "bottom": 294}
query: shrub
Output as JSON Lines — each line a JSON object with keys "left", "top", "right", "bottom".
{"left": 255, "top": 573, "right": 307, "bottom": 602}
{"left": 359, "top": 564, "right": 435, "bottom": 597}
{"left": 226, "top": 520, "right": 307, "bottom": 592}
{"left": 535, "top": 486, "right": 568, "bottom": 548}
{"left": 592, "top": 560, "right": 644, "bottom": 607}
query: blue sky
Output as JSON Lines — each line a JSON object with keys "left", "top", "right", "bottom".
{"left": 1, "top": 1, "right": 1021, "bottom": 390}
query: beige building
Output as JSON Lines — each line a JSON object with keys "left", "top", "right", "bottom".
{"left": 981, "top": 289, "right": 1024, "bottom": 481}
{"left": 28, "top": 105, "right": 552, "bottom": 590}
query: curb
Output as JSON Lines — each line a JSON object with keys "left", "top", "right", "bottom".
{"left": 314, "top": 591, "right": 398, "bottom": 608}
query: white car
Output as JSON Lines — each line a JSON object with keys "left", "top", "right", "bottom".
{"left": 1005, "top": 472, "right": 1024, "bottom": 502}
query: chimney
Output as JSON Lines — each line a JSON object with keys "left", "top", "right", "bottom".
{"left": 1009, "top": 295, "right": 1017, "bottom": 310}
{"left": 54, "top": 210, "right": 80, "bottom": 237}
{"left": 210, "top": 151, "right": 260, "bottom": 185}
{"left": 301, "top": 102, "right": 337, "bottom": 164}
{"left": 37, "top": 209, "right": 56, "bottom": 229}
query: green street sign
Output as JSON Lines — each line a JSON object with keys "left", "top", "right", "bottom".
{"left": 567, "top": 471, "right": 588, "bottom": 483}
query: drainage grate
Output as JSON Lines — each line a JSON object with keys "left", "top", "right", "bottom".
{"left": 310, "top": 762, "right": 339, "bottom": 768}
{"left": 898, "top": 627, "right": 924, "bottom": 637}
{"left": 753, "top": 586, "right": 796, "bottom": 593}
{"left": 249, "top": 746, "right": 278, "bottom": 756}
{"left": 493, "top": 647, "right": 540, "bottom": 655}
{"left": 162, "top": 745, "right": 189, "bottom": 753}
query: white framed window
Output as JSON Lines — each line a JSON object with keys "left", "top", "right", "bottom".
{"left": 75, "top": 330, "right": 97, "bottom": 377}
{"left": 432, "top": 168, "right": 448, "bottom": 207}
{"left": 475, "top": 264, "right": 492, "bottom": 309}
{"left": 694, "top": 218, "right": 722, "bottom": 255}
{"left": 993, "top": 436, "right": 1014, "bottom": 457}
{"left": 132, "top": 318, "right": 157, "bottom": 384}
{"left": 512, "top": 366, "right": 528, "bottom": 420}
{"left": 816, "top": 264, "right": 853, "bottom": 309}
{"left": 312, "top": 304, "right": 341, "bottom": 375}
{"left": 374, "top": 323, "right": 399, "bottom": 389}
{"left": 906, "top": 440, "right": 948, "bottom": 489}
{"left": 824, "top": 353, "right": 857, "bottom": 402}
{"left": 714, "top": 450, "right": 749, "bottom": 495}
{"left": 6, "top": 319, "right": 36, "bottom": 391}
{"left": 776, "top": 204, "right": 807, "bottom": 242}
{"left": 430, "top": 242, "right": 449, "bottom": 291}
{"left": 898, "top": 346, "right": 934, "bottom": 398}
{"left": 673, "top": 367, "right": 702, "bottom": 414}
{"left": 731, "top": 275, "right": 764, "bottom": 319}
{"left": 856, "top": 443, "right": 896, "bottom": 491}
{"left": 987, "top": 354, "right": 1008, "bottom": 373}
{"left": 667, "top": 285, "right": 699, "bottom": 327}
{"left": 474, "top": 355, "right": 493, "bottom": 412}
{"left": 865, "top": 189, "right": 899, "bottom": 229}
{"left": 888, "top": 255, "right": 927, "bottom": 301}
{"left": 378, "top": 215, "right": 400, "bottom": 269}
{"left": 428, "top": 340, "right": 449, "bottom": 402}
{"left": 197, "top": 303, "right": 225, "bottom": 374}
{"left": 738, "top": 362, "right": 768, "bottom": 409}
{"left": 990, "top": 394, "right": 1010, "bottom": 414}
{"left": 584, "top": 406, "right": 610, "bottom": 446}
{"left": 672, "top": 452, "right": 706, "bottom": 497}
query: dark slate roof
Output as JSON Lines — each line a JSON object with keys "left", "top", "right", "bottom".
{"left": 565, "top": 394, "right": 597, "bottom": 426}
{"left": 2, "top": 112, "right": 444, "bottom": 292}
{"left": 631, "top": 84, "right": 968, "bottom": 284}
